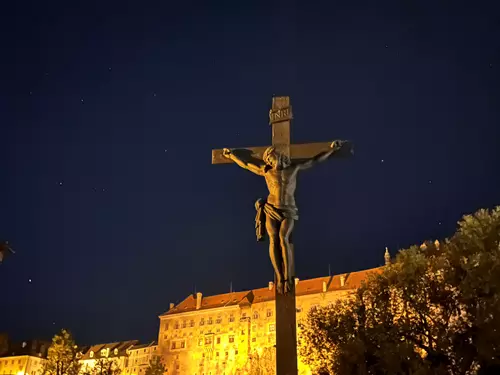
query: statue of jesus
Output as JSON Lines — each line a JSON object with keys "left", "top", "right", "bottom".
{"left": 222, "top": 140, "right": 346, "bottom": 294}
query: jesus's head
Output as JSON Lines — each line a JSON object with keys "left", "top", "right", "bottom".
{"left": 263, "top": 147, "right": 291, "bottom": 170}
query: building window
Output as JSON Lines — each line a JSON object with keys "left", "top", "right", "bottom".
{"left": 241, "top": 330, "right": 245, "bottom": 335}
{"left": 216, "top": 337, "right": 221, "bottom": 345}
{"left": 164, "top": 322, "right": 169, "bottom": 330}
{"left": 229, "top": 314, "right": 235, "bottom": 322}
{"left": 225, "top": 351, "right": 228, "bottom": 357}
{"left": 253, "top": 312, "right": 259, "bottom": 319}
{"left": 205, "top": 337, "right": 212, "bottom": 345}
{"left": 180, "top": 341, "right": 185, "bottom": 349}
{"left": 241, "top": 312, "right": 247, "bottom": 318}
{"left": 190, "top": 320, "right": 195, "bottom": 327}
{"left": 207, "top": 317, "right": 213, "bottom": 325}
{"left": 266, "top": 309, "right": 272, "bottom": 317}
{"left": 252, "top": 338, "right": 256, "bottom": 342}
{"left": 228, "top": 336, "right": 234, "bottom": 343}
{"left": 200, "top": 318, "right": 205, "bottom": 326}
{"left": 269, "top": 324, "right": 275, "bottom": 332}
{"left": 114, "top": 349, "right": 118, "bottom": 355}
{"left": 215, "top": 316, "right": 222, "bottom": 324}
{"left": 182, "top": 321, "right": 186, "bottom": 329}
{"left": 174, "top": 321, "right": 179, "bottom": 329}
{"left": 198, "top": 338, "right": 203, "bottom": 346}
{"left": 90, "top": 351, "right": 94, "bottom": 358}
{"left": 171, "top": 342, "right": 176, "bottom": 350}
{"left": 235, "top": 350, "right": 238, "bottom": 355}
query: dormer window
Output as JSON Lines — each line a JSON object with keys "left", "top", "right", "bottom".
{"left": 90, "top": 351, "right": 94, "bottom": 358}
{"left": 114, "top": 349, "right": 118, "bottom": 355}
{"left": 101, "top": 348, "right": 108, "bottom": 357}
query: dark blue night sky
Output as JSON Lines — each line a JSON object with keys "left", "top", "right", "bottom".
{"left": 1, "top": 0, "right": 499, "bottom": 345}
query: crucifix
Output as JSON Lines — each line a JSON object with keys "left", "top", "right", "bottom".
{"left": 211, "top": 96, "right": 353, "bottom": 375}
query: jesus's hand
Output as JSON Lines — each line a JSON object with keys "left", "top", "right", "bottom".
{"left": 223, "top": 148, "right": 232, "bottom": 158}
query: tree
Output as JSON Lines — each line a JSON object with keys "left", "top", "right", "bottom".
{"left": 234, "top": 347, "right": 276, "bottom": 375}
{"left": 144, "top": 356, "right": 166, "bottom": 375}
{"left": 90, "top": 358, "right": 121, "bottom": 375}
{"left": 43, "top": 329, "right": 80, "bottom": 375}
{"left": 299, "top": 207, "right": 500, "bottom": 375}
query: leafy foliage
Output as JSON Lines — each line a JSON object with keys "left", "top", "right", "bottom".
{"left": 43, "top": 329, "right": 80, "bottom": 375}
{"left": 89, "top": 358, "right": 121, "bottom": 375}
{"left": 299, "top": 207, "right": 500, "bottom": 375}
{"left": 144, "top": 356, "right": 166, "bottom": 375}
{"left": 234, "top": 347, "right": 276, "bottom": 375}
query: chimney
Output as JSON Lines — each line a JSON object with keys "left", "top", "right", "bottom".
{"left": 340, "top": 275, "right": 346, "bottom": 287}
{"left": 196, "top": 292, "right": 202, "bottom": 310}
{"left": 322, "top": 281, "right": 327, "bottom": 293}
{"left": 384, "top": 247, "right": 391, "bottom": 266}
{"left": 295, "top": 278, "right": 299, "bottom": 286}
{"left": 268, "top": 281, "right": 274, "bottom": 291}
{"left": 169, "top": 302, "right": 174, "bottom": 310}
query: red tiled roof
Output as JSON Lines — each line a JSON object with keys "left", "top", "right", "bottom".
{"left": 161, "top": 267, "right": 383, "bottom": 316}
{"left": 80, "top": 341, "right": 139, "bottom": 360}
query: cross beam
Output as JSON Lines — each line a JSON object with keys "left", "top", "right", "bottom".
{"left": 212, "top": 97, "right": 353, "bottom": 165}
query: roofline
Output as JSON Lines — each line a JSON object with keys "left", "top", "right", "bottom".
{"left": 159, "top": 266, "right": 383, "bottom": 317}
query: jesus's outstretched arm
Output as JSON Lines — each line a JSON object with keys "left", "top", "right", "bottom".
{"left": 297, "top": 140, "right": 347, "bottom": 170}
{"left": 223, "top": 148, "right": 265, "bottom": 176}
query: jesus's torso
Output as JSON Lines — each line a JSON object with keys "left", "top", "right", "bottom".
{"left": 264, "top": 166, "right": 298, "bottom": 209}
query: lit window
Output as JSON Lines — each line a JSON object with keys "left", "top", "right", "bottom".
{"left": 90, "top": 351, "right": 94, "bottom": 358}
{"left": 114, "top": 349, "right": 118, "bottom": 355}
{"left": 207, "top": 317, "right": 213, "bottom": 325}
{"left": 228, "top": 336, "right": 234, "bottom": 343}
{"left": 204, "top": 337, "right": 212, "bottom": 345}
{"left": 180, "top": 341, "right": 185, "bottom": 349}
{"left": 200, "top": 318, "right": 205, "bottom": 326}
{"left": 253, "top": 312, "right": 259, "bottom": 319}
{"left": 266, "top": 309, "right": 272, "bottom": 317}
{"left": 171, "top": 342, "right": 176, "bottom": 350}
{"left": 269, "top": 324, "right": 275, "bottom": 332}
{"left": 198, "top": 338, "right": 203, "bottom": 346}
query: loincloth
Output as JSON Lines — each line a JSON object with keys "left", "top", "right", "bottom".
{"left": 254, "top": 198, "right": 298, "bottom": 241}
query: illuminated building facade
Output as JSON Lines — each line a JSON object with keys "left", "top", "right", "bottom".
{"left": 79, "top": 341, "right": 138, "bottom": 375}
{"left": 158, "top": 266, "right": 382, "bottom": 375}
{"left": 0, "top": 339, "right": 48, "bottom": 375}
{"left": 123, "top": 341, "right": 158, "bottom": 375}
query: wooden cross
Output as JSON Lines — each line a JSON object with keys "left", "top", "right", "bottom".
{"left": 212, "top": 96, "right": 353, "bottom": 166}
{"left": 211, "top": 96, "right": 353, "bottom": 375}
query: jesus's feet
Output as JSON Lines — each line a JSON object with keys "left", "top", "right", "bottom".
{"left": 276, "top": 280, "right": 284, "bottom": 295}
{"left": 284, "top": 279, "right": 294, "bottom": 294}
